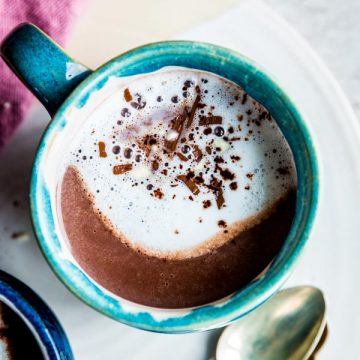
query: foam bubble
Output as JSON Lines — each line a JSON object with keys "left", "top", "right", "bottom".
{"left": 58, "top": 67, "right": 297, "bottom": 255}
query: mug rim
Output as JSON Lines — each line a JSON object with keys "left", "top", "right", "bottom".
{"left": 30, "top": 40, "right": 319, "bottom": 333}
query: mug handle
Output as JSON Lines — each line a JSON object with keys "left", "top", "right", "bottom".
{"left": 0, "top": 23, "right": 92, "bottom": 116}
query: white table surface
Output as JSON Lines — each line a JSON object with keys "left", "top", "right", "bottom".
{"left": 264, "top": 0, "right": 360, "bottom": 120}
{"left": 67, "top": 0, "right": 360, "bottom": 122}
{"left": 1, "top": 0, "right": 359, "bottom": 359}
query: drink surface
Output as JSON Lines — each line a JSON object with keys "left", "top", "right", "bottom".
{"left": 59, "top": 67, "right": 297, "bottom": 308}
{"left": 0, "top": 302, "right": 44, "bottom": 359}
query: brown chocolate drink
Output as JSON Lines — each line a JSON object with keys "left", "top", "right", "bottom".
{"left": 58, "top": 68, "right": 297, "bottom": 308}
{"left": 0, "top": 302, "right": 44, "bottom": 359}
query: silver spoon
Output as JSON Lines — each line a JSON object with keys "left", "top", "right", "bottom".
{"left": 216, "top": 286, "right": 326, "bottom": 360}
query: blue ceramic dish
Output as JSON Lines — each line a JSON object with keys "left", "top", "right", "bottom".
{"left": 1, "top": 23, "right": 319, "bottom": 333}
{"left": 0, "top": 270, "right": 73, "bottom": 359}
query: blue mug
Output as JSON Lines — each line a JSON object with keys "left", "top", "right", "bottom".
{"left": 1, "top": 23, "right": 319, "bottom": 333}
{"left": 0, "top": 270, "right": 73, "bottom": 359}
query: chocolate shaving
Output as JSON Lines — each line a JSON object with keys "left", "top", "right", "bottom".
{"left": 152, "top": 160, "right": 159, "bottom": 171}
{"left": 98, "top": 141, "right": 107, "bottom": 158}
{"left": 113, "top": 164, "right": 132, "bottom": 175}
{"left": 176, "top": 152, "right": 188, "bottom": 162}
{"left": 199, "top": 116, "right": 223, "bottom": 126}
{"left": 144, "top": 146, "right": 151, "bottom": 157}
{"left": 124, "top": 88, "right": 132, "bottom": 102}
{"left": 192, "top": 145, "right": 203, "bottom": 163}
{"left": 177, "top": 175, "right": 200, "bottom": 195}
{"left": 210, "top": 178, "right": 225, "bottom": 209}
{"left": 205, "top": 146, "right": 212, "bottom": 155}
{"left": 216, "top": 189, "right": 225, "bottom": 209}
{"left": 186, "top": 95, "right": 200, "bottom": 128}
{"left": 164, "top": 113, "right": 187, "bottom": 151}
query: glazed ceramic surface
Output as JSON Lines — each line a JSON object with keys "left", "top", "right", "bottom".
{"left": 1, "top": 23, "right": 318, "bottom": 332}
{"left": 0, "top": 270, "right": 73, "bottom": 359}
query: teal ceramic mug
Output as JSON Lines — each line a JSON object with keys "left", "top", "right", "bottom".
{"left": 1, "top": 23, "right": 318, "bottom": 333}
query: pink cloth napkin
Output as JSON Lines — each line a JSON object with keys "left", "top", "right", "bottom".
{"left": 0, "top": 0, "right": 88, "bottom": 151}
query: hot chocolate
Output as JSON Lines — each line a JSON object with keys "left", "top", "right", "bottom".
{"left": 58, "top": 67, "right": 297, "bottom": 308}
{"left": 0, "top": 302, "right": 44, "bottom": 359}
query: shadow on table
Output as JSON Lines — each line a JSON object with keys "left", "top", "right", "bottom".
{"left": 203, "top": 328, "right": 223, "bottom": 360}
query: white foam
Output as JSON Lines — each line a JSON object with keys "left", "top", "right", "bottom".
{"left": 58, "top": 67, "right": 296, "bottom": 255}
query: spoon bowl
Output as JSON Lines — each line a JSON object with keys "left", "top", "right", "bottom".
{"left": 216, "top": 286, "right": 326, "bottom": 360}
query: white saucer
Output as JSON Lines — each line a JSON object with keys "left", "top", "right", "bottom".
{"left": 0, "top": 0, "right": 358, "bottom": 358}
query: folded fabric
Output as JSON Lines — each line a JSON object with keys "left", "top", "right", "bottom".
{"left": 0, "top": 0, "right": 88, "bottom": 151}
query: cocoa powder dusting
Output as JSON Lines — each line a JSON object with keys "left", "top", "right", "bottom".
{"left": 220, "top": 168, "right": 235, "bottom": 181}
{"left": 218, "top": 220, "right": 227, "bottom": 228}
{"left": 203, "top": 200, "right": 212, "bottom": 209}
{"left": 230, "top": 182, "right": 238, "bottom": 190}
{"left": 230, "top": 155, "right": 241, "bottom": 162}
{"left": 277, "top": 167, "right": 290, "bottom": 175}
{"left": 153, "top": 188, "right": 164, "bottom": 199}
{"left": 214, "top": 156, "right": 224, "bottom": 164}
